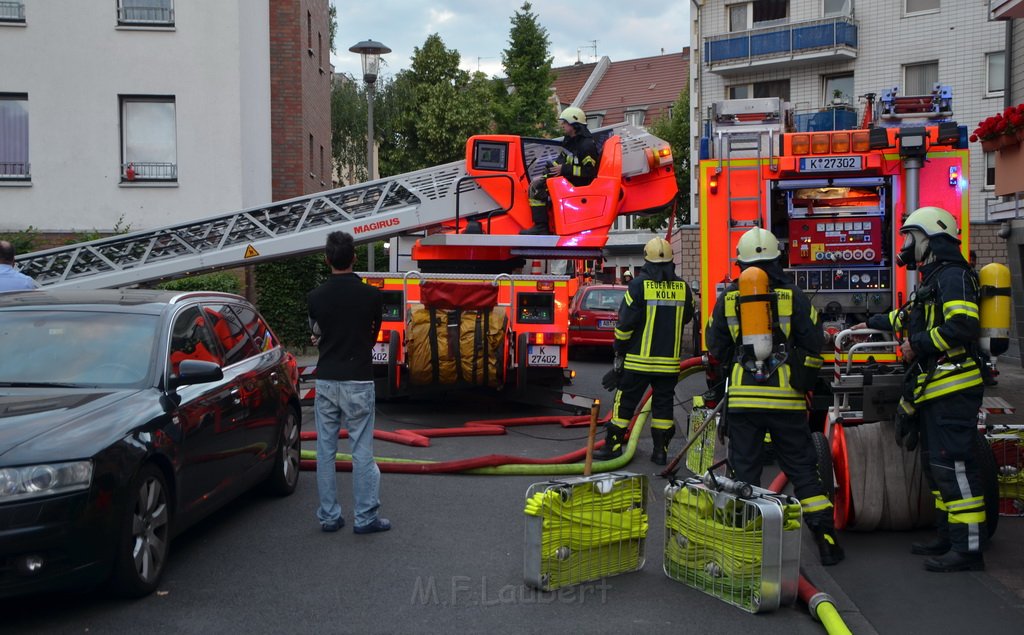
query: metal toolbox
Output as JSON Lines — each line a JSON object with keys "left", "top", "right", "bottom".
{"left": 524, "top": 472, "right": 648, "bottom": 591}
{"left": 663, "top": 474, "right": 801, "bottom": 613}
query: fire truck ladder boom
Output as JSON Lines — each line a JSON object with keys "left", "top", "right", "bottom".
{"left": 18, "top": 124, "right": 661, "bottom": 290}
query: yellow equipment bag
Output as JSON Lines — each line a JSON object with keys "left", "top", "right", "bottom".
{"left": 407, "top": 305, "right": 507, "bottom": 387}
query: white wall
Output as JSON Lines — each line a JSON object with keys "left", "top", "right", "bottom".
{"left": 694, "top": 0, "right": 1006, "bottom": 221}
{"left": 0, "top": 0, "right": 272, "bottom": 233}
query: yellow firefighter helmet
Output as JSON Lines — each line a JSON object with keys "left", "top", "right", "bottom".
{"left": 736, "top": 228, "right": 781, "bottom": 264}
{"left": 644, "top": 237, "right": 673, "bottom": 263}
{"left": 902, "top": 206, "right": 960, "bottom": 242}
{"left": 558, "top": 106, "right": 587, "bottom": 126}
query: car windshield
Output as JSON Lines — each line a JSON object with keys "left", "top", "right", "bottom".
{"left": 0, "top": 310, "right": 159, "bottom": 387}
{"left": 582, "top": 289, "right": 625, "bottom": 311}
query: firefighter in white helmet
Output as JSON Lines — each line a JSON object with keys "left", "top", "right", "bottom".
{"left": 854, "top": 206, "right": 987, "bottom": 572}
{"left": 706, "top": 227, "right": 844, "bottom": 566}
{"left": 595, "top": 237, "right": 694, "bottom": 465}
{"left": 520, "top": 107, "right": 600, "bottom": 235}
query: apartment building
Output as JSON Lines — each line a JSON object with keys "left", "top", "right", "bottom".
{"left": 689, "top": 0, "right": 1007, "bottom": 224}
{"left": 0, "top": 0, "right": 331, "bottom": 239}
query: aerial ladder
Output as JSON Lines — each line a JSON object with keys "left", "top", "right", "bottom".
{"left": 16, "top": 124, "right": 675, "bottom": 290}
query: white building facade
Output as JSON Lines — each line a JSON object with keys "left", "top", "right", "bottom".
{"left": 0, "top": 0, "right": 272, "bottom": 234}
{"left": 689, "top": 0, "right": 1008, "bottom": 223}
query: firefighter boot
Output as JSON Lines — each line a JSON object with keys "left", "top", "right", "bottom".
{"left": 650, "top": 427, "right": 675, "bottom": 466}
{"left": 911, "top": 535, "right": 952, "bottom": 556}
{"left": 593, "top": 424, "right": 627, "bottom": 460}
{"left": 811, "top": 526, "right": 845, "bottom": 566}
{"left": 924, "top": 551, "right": 985, "bottom": 573}
{"left": 519, "top": 203, "right": 550, "bottom": 235}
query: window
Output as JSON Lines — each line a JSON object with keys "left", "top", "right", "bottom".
{"left": 624, "top": 110, "right": 645, "bottom": 127}
{"left": 318, "top": 32, "right": 323, "bottom": 70}
{"left": 904, "top": 62, "right": 938, "bottom": 96}
{"left": 309, "top": 133, "right": 314, "bottom": 178}
{"left": 824, "top": 0, "right": 852, "bottom": 16}
{"left": 120, "top": 96, "right": 177, "bottom": 181}
{"left": 0, "top": 1, "right": 25, "bottom": 23}
{"left": 729, "top": 3, "right": 750, "bottom": 31}
{"left": 729, "top": 79, "right": 790, "bottom": 102}
{"left": 118, "top": 0, "right": 174, "bottom": 26}
{"left": 586, "top": 113, "right": 605, "bottom": 128}
{"left": 985, "top": 152, "right": 995, "bottom": 190}
{"left": 204, "top": 305, "right": 259, "bottom": 366}
{"left": 169, "top": 307, "right": 223, "bottom": 375}
{"left": 307, "top": 10, "right": 313, "bottom": 55}
{"left": 823, "top": 74, "right": 854, "bottom": 106}
{"left": 905, "top": 0, "right": 939, "bottom": 16}
{"left": 0, "top": 93, "right": 29, "bottom": 180}
{"left": 319, "top": 144, "right": 325, "bottom": 181}
{"left": 987, "top": 51, "right": 1005, "bottom": 97}
{"left": 232, "top": 304, "right": 278, "bottom": 353}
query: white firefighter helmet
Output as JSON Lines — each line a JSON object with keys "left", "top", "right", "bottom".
{"left": 558, "top": 106, "right": 587, "bottom": 126}
{"left": 902, "top": 206, "right": 960, "bottom": 242}
{"left": 736, "top": 227, "right": 781, "bottom": 264}
{"left": 644, "top": 237, "right": 673, "bottom": 263}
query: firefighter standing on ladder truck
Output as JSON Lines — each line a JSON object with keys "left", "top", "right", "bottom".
{"left": 595, "top": 237, "right": 694, "bottom": 465}
{"left": 706, "top": 227, "right": 844, "bottom": 566}
{"left": 855, "top": 206, "right": 987, "bottom": 572}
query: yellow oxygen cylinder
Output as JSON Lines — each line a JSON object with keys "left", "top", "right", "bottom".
{"left": 739, "top": 266, "right": 773, "bottom": 366}
{"left": 979, "top": 263, "right": 1011, "bottom": 357}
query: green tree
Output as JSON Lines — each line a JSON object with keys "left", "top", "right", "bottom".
{"left": 635, "top": 90, "right": 691, "bottom": 232}
{"left": 495, "top": 2, "right": 557, "bottom": 137}
{"left": 328, "top": 2, "right": 336, "bottom": 53}
{"left": 331, "top": 77, "right": 370, "bottom": 184}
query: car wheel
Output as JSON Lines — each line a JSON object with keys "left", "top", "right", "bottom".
{"left": 264, "top": 407, "right": 301, "bottom": 496}
{"left": 112, "top": 463, "right": 171, "bottom": 598}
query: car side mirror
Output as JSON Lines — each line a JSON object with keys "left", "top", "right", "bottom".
{"left": 168, "top": 359, "right": 223, "bottom": 390}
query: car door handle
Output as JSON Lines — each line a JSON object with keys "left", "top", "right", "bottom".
{"left": 230, "top": 388, "right": 242, "bottom": 405}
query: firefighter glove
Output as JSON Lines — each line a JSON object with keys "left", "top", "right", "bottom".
{"left": 895, "top": 413, "right": 920, "bottom": 452}
{"left": 601, "top": 356, "right": 625, "bottom": 392}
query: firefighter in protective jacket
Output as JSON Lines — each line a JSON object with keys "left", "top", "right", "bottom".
{"left": 595, "top": 237, "right": 694, "bottom": 465}
{"left": 521, "top": 107, "right": 600, "bottom": 235}
{"left": 706, "top": 227, "right": 844, "bottom": 566}
{"left": 858, "top": 206, "right": 987, "bottom": 572}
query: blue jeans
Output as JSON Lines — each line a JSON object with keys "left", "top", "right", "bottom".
{"left": 314, "top": 380, "right": 381, "bottom": 528}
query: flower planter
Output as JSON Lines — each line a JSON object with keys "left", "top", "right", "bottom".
{"left": 981, "top": 138, "right": 1001, "bottom": 152}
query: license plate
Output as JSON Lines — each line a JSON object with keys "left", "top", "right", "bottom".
{"left": 799, "top": 156, "right": 863, "bottom": 172}
{"left": 598, "top": 319, "right": 617, "bottom": 329}
{"left": 528, "top": 345, "right": 560, "bottom": 367}
{"left": 372, "top": 342, "right": 389, "bottom": 364}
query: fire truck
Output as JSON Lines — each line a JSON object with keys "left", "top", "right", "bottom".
{"left": 695, "top": 87, "right": 1004, "bottom": 532}
{"left": 16, "top": 124, "right": 677, "bottom": 406}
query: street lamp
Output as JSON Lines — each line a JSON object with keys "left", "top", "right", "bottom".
{"left": 349, "top": 39, "right": 390, "bottom": 272}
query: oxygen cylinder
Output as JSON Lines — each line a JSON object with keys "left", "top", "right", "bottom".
{"left": 739, "top": 266, "right": 773, "bottom": 364}
{"left": 979, "top": 262, "right": 1011, "bottom": 357}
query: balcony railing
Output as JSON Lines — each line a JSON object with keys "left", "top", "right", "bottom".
{"left": 0, "top": 1, "right": 25, "bottom": 22}
{"left": 705, "top": 16, "right": 857, "bottom": 71}
{"left": 122, "top": 162, "right": 177, "bottom": 181}
{"left": 0, "top": 161, "right": 30, "bottom": 180}
{"left": 117, "top": 4, "right": 174, "bottom": 25}
{"left": 792, "top": 107, "right": 860, "bottom": 132}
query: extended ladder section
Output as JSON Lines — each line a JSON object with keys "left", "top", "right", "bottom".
{"left": 18, "top": 124, "right": 662, "bottom": 290}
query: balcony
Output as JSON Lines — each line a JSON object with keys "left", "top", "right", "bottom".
{"left": 0, "top": 1, "right": 25, "bottom": 23}
{"left": 0, "top": 161, "right": 30, "bottom": 181}
{"left": 121, "top": 162, "right": 177, "bottom": 182}
{"left": 117, "top": 3, "right": 174, "bottom": 26}
{"left": 704, "top": 16, "right": 857, "bottom": 76}
{"left": 990, "top": 0, "right": 1024, "bottom": 19}
{"left": 792, "top": 106, "right": 860, "bottom": 132}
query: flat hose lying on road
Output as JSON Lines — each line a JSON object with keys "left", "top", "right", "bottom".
{"left": 297, "top": 357, "right": 707, "bottom": 475}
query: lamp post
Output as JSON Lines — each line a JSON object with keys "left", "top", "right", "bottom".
{"left": 349, "top": 39, "right": 390, "bottom": 272}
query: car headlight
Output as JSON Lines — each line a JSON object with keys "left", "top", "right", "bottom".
{"left": 0, "top": 461, "right": 93, "bottom": 503}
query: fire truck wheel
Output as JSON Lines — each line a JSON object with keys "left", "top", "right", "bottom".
{"left": 387, "top": 330, "right": 400, "bottom": 398}
{"left": 812, "top": 431, "right": 835, "bottom": 501}
{"left": 975, "top": 430, "right": 1000, "bottom": 538}
{"left": 516, "top": 333, "right": 528, "bottom": 398}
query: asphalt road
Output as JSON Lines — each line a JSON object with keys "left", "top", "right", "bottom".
{"left": 2, "top": 351, "right": 1023, "bottom": 634}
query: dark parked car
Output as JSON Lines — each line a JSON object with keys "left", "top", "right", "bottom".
{"left": 568, "top": 284, "right": 627, "bottom": 350}
{"left": 0, "top": 290, "right": 302, "bottom": 598}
